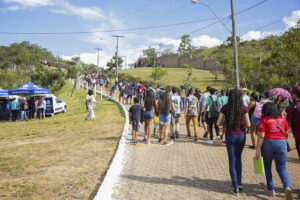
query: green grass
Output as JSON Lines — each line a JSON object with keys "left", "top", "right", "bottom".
{"left": 0, "top": 82, "right": 124, "bottom": 199}
{"left": 120, "top": 67, "right": 226, "bottom": 91}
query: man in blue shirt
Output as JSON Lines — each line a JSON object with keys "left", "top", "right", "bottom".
{"left": 11, "top": 98, "right": 18, "bottom": 121}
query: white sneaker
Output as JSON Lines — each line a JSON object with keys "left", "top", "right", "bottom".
{"left": 207, "top": 140, "right": 213, "bottom": 145}
{"left": 147, "top": 140, "right": 151, "bottom": 145}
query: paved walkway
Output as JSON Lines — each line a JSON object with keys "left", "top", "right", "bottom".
{"left": 107, "top": 93, "right": 300, "bottom": 200}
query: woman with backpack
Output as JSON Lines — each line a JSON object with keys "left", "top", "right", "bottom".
{"left": 216, "top": 89, "right": 251, "bottom": 196}
{"left": 248, "top": 93, "right": 260, "bottom": 149}
{"left": 255, "top": 102, "right": 292, "bottom": 200}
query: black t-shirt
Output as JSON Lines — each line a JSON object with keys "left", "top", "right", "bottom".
{"left": 129, "top": 104, "right": 143, "bottom": 121}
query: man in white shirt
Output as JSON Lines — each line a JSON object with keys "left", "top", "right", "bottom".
{"left": 242, "top": 88, "right": 250, "bottom": 107}
{"left": 170, "top": 87, "right": 181, "bottom": 139}
{"left": 199, "top": 86, "right": 211, "bottom": 138}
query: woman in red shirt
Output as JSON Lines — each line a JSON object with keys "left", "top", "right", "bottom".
{"left": 255, "top": 102, "right": 292, "bottom": 200}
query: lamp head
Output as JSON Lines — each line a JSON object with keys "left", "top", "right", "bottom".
{"left": 191, "top": 0, "right": 198, "bottom": 4}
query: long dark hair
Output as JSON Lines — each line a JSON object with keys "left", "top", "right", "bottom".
{"left": 144, "top": 90, "right": 155, "bottom": 111}
{"left": 225, "top": 89, "right": 244, "bottom": 129}
{"left": 262, "top": 102, "right": 280, "bottom": 118}
{"left": 250, "top": 92, "right": 259, "bottom": 102}
{"left": 159, "top": 92, "right": 171, "bottom": 116}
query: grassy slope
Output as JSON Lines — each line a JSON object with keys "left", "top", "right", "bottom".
{"left": 0, "top": 82, "right": 124, "bottom": 199}
{"left": 120, "top": 67, "right": 226, "bottom": 91}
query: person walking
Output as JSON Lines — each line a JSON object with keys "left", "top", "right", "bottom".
{"left": 255, "top": 102, "right": 293, "bottom": 199}
{"left": 10, "top": 98, "right": 18, "bottom": 122}
{"left": 194, "top": 88, "right": 202, "bottom": 126}
{"left": 217, "top": 89, "right": 251, "bottom": 196}
{"left": 204, "top": 88, "right": 222, "bottom": 145}
{"left": 219, "top": 90, "right": 228, "bottom": 143}
{"left": 184, "top": 88, "right": 200, "bottom": 141}
{"left": 129, "top": 97, "right": 143, "bottom": 144}
{"left": 170, "top": 87, "right": 181, "bottom": 139}
{"left": 85, "top": 90, "right": 96, "bottom": 120}
{"left": 158, "top": 92, "right": 175, "bottom": 145}
{"left": 248, "top": 93, "right": 260, "bottom": 149}
{"left": 125, "top": 84, "right": 134, "bottom": 105}
{"left": 142, "top": 90, "right": 156, "bottom": 144}
{"left": 287, "top": 86, "right": 300, "bottom": 159}
{"left": 199, "top": 86, "right": 211, "bottom": 138}
{"left": 242, "top": 88, "right": 250, "bottom": 107}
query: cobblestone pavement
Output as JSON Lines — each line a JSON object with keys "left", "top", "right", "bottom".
{"left": 108, "top": 93, "right": 300, "bottom": 200}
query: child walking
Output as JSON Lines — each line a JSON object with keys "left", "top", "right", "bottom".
{"left": 129, "top": 97, "right": 143, "bottom": 144}
{"left": 153, "top": 109, "right": 159, "bottom": 138}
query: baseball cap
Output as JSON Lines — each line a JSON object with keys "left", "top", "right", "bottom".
{"left": 242, "top": 88, "right": 248, "bottom": 91}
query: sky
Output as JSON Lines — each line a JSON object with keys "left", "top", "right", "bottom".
{"left": 0, "top": 0, "right": 299, "bottom": 69}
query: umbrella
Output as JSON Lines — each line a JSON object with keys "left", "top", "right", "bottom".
{"left": 269, "top": 88, "right": 291, "bottom": 99}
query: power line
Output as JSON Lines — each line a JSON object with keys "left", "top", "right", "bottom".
{"left": 0, "top": 18, "right": 216, "bottom": 35}
{"left": 254, "top": 19, "right": 282, "bottom": 31}
{"left": 148, "top": 0, "right": 270, "bottom": 48}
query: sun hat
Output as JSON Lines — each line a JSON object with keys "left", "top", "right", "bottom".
{"left": 242, "top": 88, "right": 248, "bottom": 91}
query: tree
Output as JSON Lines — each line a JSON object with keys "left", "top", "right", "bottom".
{"left": 149, "top": 67, "right": 168, "bottom": 85}
{"left": 142, "top": 47, "right": 157, "bottom": 66}
{"left": 183, "top": 64, "right": 196, "bottom": 89}
{"left": 106, "top": 55, "right": 123, "bottom": 74}
{"left": 178, "top": 34, "right": 195, "bottom": 55}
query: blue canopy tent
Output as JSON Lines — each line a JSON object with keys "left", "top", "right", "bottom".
{"left": 8, "top": 82, "right": 50, "bottom": 95}
{"left": 0, "top": 88, "right": 8, "bottom": 96}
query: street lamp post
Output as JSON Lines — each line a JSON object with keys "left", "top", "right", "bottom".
{"left": 95, "top": 48, "right": 102, "bottom": 75}
{"left": 191, "top": 0, "right": 240, "bottom": 89}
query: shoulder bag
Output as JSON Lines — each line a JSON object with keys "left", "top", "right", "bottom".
{"left": 273, "top": 119, "right": 293, "bottom": 152}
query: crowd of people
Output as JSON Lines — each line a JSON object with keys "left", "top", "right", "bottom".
{"left": 0, "top": 96, "right": 47, "bottom": 122}
{"left": 83, "top": 74, "right": 299, "bottom": 199}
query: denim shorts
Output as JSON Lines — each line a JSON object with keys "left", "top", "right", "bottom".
{"left": 159, "top": 113, "right": 171, "bottom": 124}
{"left": 201, "top": 112, "right": 209, "bottom": 123}
{"left": 251, "top": 114, "right": 260, "bottom": 126}
{"left": 132, "top": 120, "right": 140, "bottom": 132}
{"left": 143, "top": 111, "right": 153, "bottom": 120}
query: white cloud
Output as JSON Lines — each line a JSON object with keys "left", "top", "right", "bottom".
{"left": 50, "top": 1, "right": 105, "bottom": 20}
{"left": 283, "top": 10, "right": 300, "bottom": 29}
{"left": 3, "top": 0, "right": 105, "bottom": 20}
{"left": 3, "top": 0, "right": 53, "bottom": 7}
{"left": 191, "top": 35, "right": 222, "bottom": 48}
{"left": 241, "top": 30, "right": 275, "bottom": 41}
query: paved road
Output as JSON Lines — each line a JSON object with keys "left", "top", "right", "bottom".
{"left": 107, "top": 92, "right": 300, "bottom": 200}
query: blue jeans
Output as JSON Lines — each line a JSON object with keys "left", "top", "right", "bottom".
{"left": 225, "top": 134, "right": 246, "bottom": 189}
{"left": 262, "top": 139, "right": 291, "bottom": 190}
{"left": 138, "top": 94, "right": 143, "bottom": 104}
{"left": 20, "top": 111, "right": 28, "bottom": 121}
{"left": 180, "top": 97, "right": 186, "bottom": 111}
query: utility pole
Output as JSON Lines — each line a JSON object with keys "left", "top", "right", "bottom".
{"left": 95, "top": 48, "right": 102, "bottom": 74}
{"left": 230, "top": 0, "right": 240, "bottom": 89}
{"left": 112, "top": 35, "right": 124, "bottom": 81}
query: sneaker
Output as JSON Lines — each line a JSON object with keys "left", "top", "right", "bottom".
{"left": 187, "top": 135, "right": 192, "bottom": 138}
{"left": 218, "top": 136, "right": 222, "bottom": 146}
{"left": 238, "top": 185, "right": 244, "bottom": 192}
{"left": 176, "top": 134, "right": 179, "bottom": 138}
{"left": 194, "top": 136, "right": 198, "bottom": 142}
{"left": 134, "top": 141, "right": 137, "bottom": 145}
{"left": 163, "top": 141, "right": 168, "bottom": 145}
{"left": 285, "top": 187, "right": 292, "bottom": 200}
{"left": 207, "top": 140, "right": 213, "bottom": 145}
{"left": 147, "top": 140, "right": 151, "bottom": 145}
{"left": 231, "top": 188, "right": 239, "bottom": 196}
{"left": 143, "top": 137, "right": 146, "bottom": 142}
{"left": 249, "top": 145, "right": 256, "bottom": 149}
{"left": 203, "top": 131, "right": 208, "bottom": 138}
{"left": 170, "top": 135, "right": 175, "bottom": 139}
{"left": 264, "top": 189, "right": 276, "bottom": 197}
{"left": 158, "top": 138, "right": 162, "bottom": 143}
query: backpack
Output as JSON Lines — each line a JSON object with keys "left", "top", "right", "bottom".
{"left": 209, "top": 96, "right": 221, "bottom": 118}
{"left": 254, "top": 102, "right": 263, "bottom": 119}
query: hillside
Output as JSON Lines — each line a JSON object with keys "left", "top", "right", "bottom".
{"left": 120, "top": 67, "right": 226, "bottom": 91}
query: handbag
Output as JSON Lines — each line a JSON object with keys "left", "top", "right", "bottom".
{"left": 273, "top": 119, "right": 293, "bottom": 152}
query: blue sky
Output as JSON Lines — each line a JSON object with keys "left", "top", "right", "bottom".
{"left": 0, "top": 0, "right": 299, "bottom": 68}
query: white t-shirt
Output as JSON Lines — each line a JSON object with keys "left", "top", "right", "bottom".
{"left": 199, "top": 92, "right": 210, "bottom": 112}
{"left": 86, "top": 95, "right": 96, "bottom": 107}
{"left": 243, "top": 95, "right": 250, "bottom": 107}
{"left": 171, "top": 94, "right": 181, "bottom": 114}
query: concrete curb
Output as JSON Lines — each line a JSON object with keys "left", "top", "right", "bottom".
{"left": 89, "top": 88, "right": 129, "bottom": 200}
